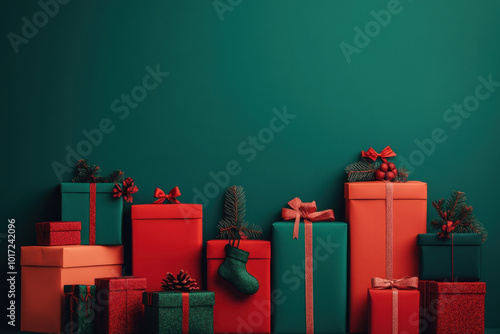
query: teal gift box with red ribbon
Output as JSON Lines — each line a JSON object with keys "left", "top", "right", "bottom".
{"left": 417, "top": 233, "right": 482, "bottom": 281}
{"left": 61, "top": 183, "right": 123, "bottom": 245}
{"left": 64, "top": 284, "right": 96, "bottom": 334}
{"left": 143, "top": 291, "right": 215, "bottom": 334}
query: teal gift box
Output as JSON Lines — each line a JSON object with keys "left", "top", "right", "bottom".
{"left": 417, "top": 233, "right": 482, "bottom": 281}
{"left": 64, "top": 284, "right": 96, "bottom": 334}
{"left": 143, "top": 291, "right": 215, "bottom": 334}
{"left": 272, "top": 221, "right": 348, "bottom": 334}
{"left": 61, "top": 183, "right": 122, "bottom": 245}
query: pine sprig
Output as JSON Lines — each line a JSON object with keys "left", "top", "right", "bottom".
{"left": 71, "top": 159, "right": 125, "bottom": 183}
{"left": 217, "top": 186, "right": 262, "bottom": 240}
{"left": 431, "top": 190, "right": 487, "bottom": 242}
{"left": 345, "top": 159, "right": 378, "bottom": 182}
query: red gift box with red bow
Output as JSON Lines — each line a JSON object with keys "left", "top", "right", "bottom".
{"left": 95, "top": 276, "right": 147, "bottom": 334}
{"left": 36, "top": 221, "right": 81, "bottom": 246}
{"left": 131, "top": 187, "right": 203, "bottom": 291}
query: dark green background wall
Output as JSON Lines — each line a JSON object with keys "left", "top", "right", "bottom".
{"left": 2, "top": 0, "right": 499, "bottom": 330}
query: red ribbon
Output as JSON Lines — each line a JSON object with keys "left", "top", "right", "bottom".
{"left": 282, "top": 197, "right": 335, "bottom": 239}
{"left": 361, "top": 146, "right": 397, "bottom": 163}
{"left": 153, "top": 187, "right": 182, "bottom": 204}
{"left": 89, "top": 183, "right": 96, "bottom": 245}
{"left": 372, "top": 277, "right": 419, "bottom": 334}
{"left": 182, "top": 292, "right": 190, "bottom": 334}
{"left": 113, "top": 177, "right": 139, "bottom": 203}
{"left": 65, "top": 285, "right": 94, "bottom": 333}
{"left": 282, "top": 198, "right": 335, "bottom": 334}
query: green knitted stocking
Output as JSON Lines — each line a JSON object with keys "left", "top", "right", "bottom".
{"left": 218, "top": 244, "right": 259, "bottom": 295}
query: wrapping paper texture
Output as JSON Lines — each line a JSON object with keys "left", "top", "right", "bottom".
{"left": 36, "top": 221, "right": 81, "bottom": 246}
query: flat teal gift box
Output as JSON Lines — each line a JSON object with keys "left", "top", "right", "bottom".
{"left": 417, "top": 233, "right": 482, "bottom": 281}
{"left": 272, "top": 221, "right": 348, "bottom": 334}
{"left": 143, "top": 291, "right": 215, "bottom": 334}
{"left": 61, "top": 183, "right": 122, "bottom": 245}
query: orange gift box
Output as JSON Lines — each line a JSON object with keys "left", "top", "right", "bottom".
{"left": 345, "top": 181, "right": 427, "bottom": 333}
{"left": 207, "top": 240, "right": 271, "bottom": 334}
{"left": 131, "top": 203, "right": 203, "bottom": 291}
{"left": 20, "top": 245, "right": 123, "bottom": 333}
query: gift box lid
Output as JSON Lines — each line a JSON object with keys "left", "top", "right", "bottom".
{"left": 430, "top": 281, "right": 486, "bottom": 294}
{"left": 21, "top": 245, "right": 123, "bottom": 268}
{"left": 206, "top": 240, "right": 271, "bottom": 259}
{"left": 95, "top": 276, "right": 147, "bottom": 291}
{"left": 344, "top": 181, "right": 427, "bottom": 200}
{"left": 131, "top": 204, "right": 202, "bottom": 219}
{"left": 143, "top": 291, "right": 215, "bottom": 308}
{"left": 417, "top": 233, "right": 482, "bottom": 246}
{"left": 64, "top": 284, "right": 96, "bottom": 295}
{"left": 36, "top": 221, "right": 81, "bottom": 233}
{"left": 61, "top": 182, "right": 116, "bottom": 193}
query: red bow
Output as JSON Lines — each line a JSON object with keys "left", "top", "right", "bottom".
{"left": 371, "top": 276, "right": 419, "bottom": 290}
{"left": 361, "top": 146, "right": 397, "bottom": 163}
{"left": 113, "top": 178, "right": 138, "bottom": 203}
{"left": 154, "top": 187, "right": 181, "bottom": 204}
{"left": 282, "top": 197, "right": 335, "bottom": 239}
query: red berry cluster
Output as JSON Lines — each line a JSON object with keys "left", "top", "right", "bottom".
{"left": 375, "top": 162, "right": 398, "bottom": 181}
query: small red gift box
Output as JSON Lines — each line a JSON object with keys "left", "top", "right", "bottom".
{"left": 131, "top": 190, "right": 203, "bottom": 291}
{"left": 36, "top": 221, "right": 81, "bottom": 246}
{"left": 369, "top": 287, "right": 420, "bottom": 334}
{"left": 207, "top": 240, "right": 271, "bottom": 334}
{"left": 95, "top": 276, "right": 147, "bottom": 334}
{"left": 419, "top": 281, "right": 485, "bottom": 334}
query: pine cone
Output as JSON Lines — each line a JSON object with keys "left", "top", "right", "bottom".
{"left": 161, "top": 270, "right": 199, "bottom": 292}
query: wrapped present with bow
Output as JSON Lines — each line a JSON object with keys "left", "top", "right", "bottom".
{"left": 131, "top": 187, "right": 203, "bottom": 290}
{"left": 64, "top": 284, "right": 96, "bottom": 334}
{"left": 61, "top": 160, "right": 138, "bottom": 245}
{"left": 272, "top": 197, "right": 347, "bottom": 334}
{"left": 143, "top": 270, "right": 215, "bottom": 334}
{"left": 368, "top": 276, "right": 420, "bottom": 334}
{"left": 344, "top": 146, "right": 427, "bottom": 333}
{"left": 95, "top": 276, "right": 147, "bottom": 334}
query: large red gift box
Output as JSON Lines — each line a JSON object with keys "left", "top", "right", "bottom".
{"left": 95, "top": 276, "right": 147, "bottom": 334}
{"left": 345, "top": 181, "right": 427, "bottom": 333}
{"left": 131, "top": 203, "right": 203, "bottom": 291}
{"left": 207, "top": 240, "right": 271, "bottom": 334}
{"left": 419, "top": 281, "right": 486, "bottom": 334}
{"left": 20, "top": 245, "right": 123, "bottom": 333}
{"left": 36, "top": 221, "right": 81, "bottom": 246}
{"left": 369, "top": 288, "right": 420, "bottom": 334}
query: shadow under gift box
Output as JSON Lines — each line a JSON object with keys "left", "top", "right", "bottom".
{"left": 61, "top": 183, "right": 123, "bottom": 245}
{"left": 345, "top": 181, "right": 427, "bottom": 333}
{"left": 131, "top": 203, "right": 203, "bottom": 291}
{"left": 418, "top": 281, "right": 486, "bottom": 334}
{"left": 417, "top": 233, "right": 482, "bottom": 281}
{"left": 207, "top": 240, "right": 271, "bottom": 334}
{"left": 143, "top": 290, "right": 215, "bottom": 334}
{"left": 20, "top": 245, "right": 123, "bottom": 333}
{"left": 272, "top": 221, "right": 347, "bottom": 334}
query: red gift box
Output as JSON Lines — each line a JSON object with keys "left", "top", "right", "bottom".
{"left": 131, "top": 203, "right": 203, "bottom": 291}
{"left": 207, "top": 240, "right": 271, "bottom": 334}
{"left": 369, "top": 288, "right": 420, "bottom": 334}
{"left": 95, "top": 276, "right": 147, "bottom": 334}
{"left": 419, "top": 281, "right": 485, "bottom": 334}
{"left": 36, "top": 221, "right": 81, "bottom": 246}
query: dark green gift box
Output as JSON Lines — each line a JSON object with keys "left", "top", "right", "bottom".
{"left": 61, "top": 183, "right": 122, "bottom": 245}
{"left": 143, "top": 291, "right": 215, "bottom": 334}
{"left": 417, "top": 233, "right": 482, "bottom": 281}
{"left": 64, "top": 285, "right": 96, "bottom": 334}
{"left": 272, "top": 221, "right": 348, "bottom": 334}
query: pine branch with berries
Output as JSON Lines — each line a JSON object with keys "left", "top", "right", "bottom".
{"left": 345, "top": 159, "right": 408, "bottom": 182}
{"left": 431, "top": 190, "right": 487, "bottom": 242}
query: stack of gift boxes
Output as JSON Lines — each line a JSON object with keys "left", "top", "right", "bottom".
{"left": 20, "top": 148, "right": 486, "bottom": 333}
